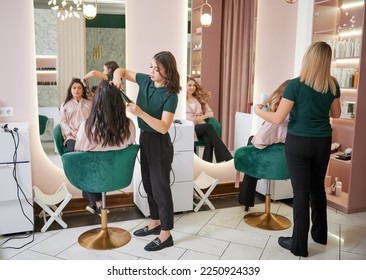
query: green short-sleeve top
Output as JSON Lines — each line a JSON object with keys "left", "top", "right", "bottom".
{"left": 283, "top": 77, "right": 340, "bottom": 137}
{"left": 135, "top": 73, "right": 178, "bottom": 132}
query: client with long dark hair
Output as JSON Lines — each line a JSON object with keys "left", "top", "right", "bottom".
{"left": 75, "top": 80, "right": 136, "bottom": 215}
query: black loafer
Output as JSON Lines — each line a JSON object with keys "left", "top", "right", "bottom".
{"left": 144, "top": 235, "right": 174, "bottom": 251}
{"left": 279, "top": 236, "right": 309, "bottom": 257}
{"left": 278, "top": 236, "right": 292, "bottom": 251}
{"left": 133, "top": 225, "right": 161, "bottom": 237}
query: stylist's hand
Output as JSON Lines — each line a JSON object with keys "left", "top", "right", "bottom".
{"left": 112, "top": 77, "right": 123, "bottom": 89}
{"left": 127, "top": 101, "right": 143, "bottom": 117}
{"left": 254, "top": 104, "right": 265, "bottom": 115}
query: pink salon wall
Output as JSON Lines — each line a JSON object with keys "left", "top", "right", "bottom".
{"left": 1, "top": 1, "right": 67, "bottom": 196}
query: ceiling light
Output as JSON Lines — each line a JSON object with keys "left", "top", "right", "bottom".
{"left": 84, "top": 0, "right": 98, "bottom": 20}
{"left": 48, "top": 0, "right": 98, "bottom": 21}
{"left": 341, "top": 0, "right": 364, "bottom": 10}
{"left": 200, "top": 0, "right": 212, "bottom": 27}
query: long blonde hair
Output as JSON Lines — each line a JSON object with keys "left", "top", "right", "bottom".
{"left": 300, "top": 41, "right": 337, "bottom": 95}
{"left": 264, "top": 79, "right": 291, "bottom": 112}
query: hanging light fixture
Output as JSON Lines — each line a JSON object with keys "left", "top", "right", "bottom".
{"left": 200, "top": 0, "right": 212, "bottom": 27}
{"left": 83, "top": 0, "right": 98, "bottom": 20}
{"left": 48, "top": 0, "right": 82, "bottom": 21}
{"left": 48, "top": 0, "right": 98, "bottom": 21}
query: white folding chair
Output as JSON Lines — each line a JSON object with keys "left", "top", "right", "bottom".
{"left": 193, "top": 171, "right": 219, "bottom": 212}
{"left": 33, "top": 183, "right": 72, "bottom": 232}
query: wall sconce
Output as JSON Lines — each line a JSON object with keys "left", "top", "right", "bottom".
{"left": 200, "top": 0, "right": 212, "bottom": 27}
{"left": 48, "top": 0, "right": 98, "bottom": 21}
{"left": 286, "top": 0, "right": 297, "bottom": 3}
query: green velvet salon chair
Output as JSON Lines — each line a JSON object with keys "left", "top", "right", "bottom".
{"left": 234, "top": 143, "right": 292, "bottom": 230}
{"left": 194, "top": 117, "right": 222, "bottom": 155}
{"left": 38, "top": 115, "right": 48, "bottom": 136}
{"left": 62, "top": 144, "right": 140, "bottom": 250}
{"left": 53, "top": 124, "right": 66, "bottom": 156}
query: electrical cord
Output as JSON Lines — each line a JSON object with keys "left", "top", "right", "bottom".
{"left": 0, "top": 128, "right": 35, "bottom": 250}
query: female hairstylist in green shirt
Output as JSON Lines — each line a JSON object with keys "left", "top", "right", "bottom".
{"left": 255, "top": 42, "right": 341, "bottom": 257}
{"left": 113, "top": 51, "right": 180, "bottom": 251}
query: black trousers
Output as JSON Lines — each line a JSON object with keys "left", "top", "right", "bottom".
{"left": 65, "top": 139, "right": 76, "bottom": 153}
{"left": 285, "top": 133, "right": 331, "bottom": 256}
{"left": 65, "top": 140, "right": 102, "bottom": 204}
{"left": 140, "top": 131, "right": 174, "bottom": 230}
{"left": 82, "top": 192, "right": 102, "bottom": 203}
{"left": 238, "top": 135, "right": 258, "bottom": 207}
{"left": 195, "top": 123, "right": 232, "bottom": 162}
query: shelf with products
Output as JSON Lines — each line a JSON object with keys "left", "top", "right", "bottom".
{"left": 326, "top": 152, "right": 352, "bottom": 212}
{"left": 332, "top": 57, "right": 359, "bottom": 85}
{"left": 36, "top": 55, "right": 57, "bottom": 84}
{"left": 190, "top": 31, "right": 202, "bottom": 78}
{"left": 314, "top": 0, "right": 366, "bottom": 213}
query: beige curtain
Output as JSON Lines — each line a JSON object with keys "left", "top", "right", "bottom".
{"left": 220, "top": 0, "right": 257, "bottom": 150}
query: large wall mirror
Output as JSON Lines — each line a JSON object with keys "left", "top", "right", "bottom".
{"left": 34, "top": 0, "right": 127, "bottom": 168}
{"left": 33, "top": 0, "right": 244, "bottom": 169}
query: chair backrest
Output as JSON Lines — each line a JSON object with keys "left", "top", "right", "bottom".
{"left": 207, "top": 117, "right": 222, "bottom": 138}
{"left": 194, "top": 171, "right": 219, "bottom": 190}
{"left": 53, "top": 124, "right": 66, "bottom": 156}
{"left": 61, "top": 144, "right": 140, "bottom": 193}
{"left": 195, "top": 117, "right": 222, "bottom": 146}
{"left": 39, "top": 115, "right": 48, "bottom": 135}
{"left": 234, "top": 143, "right": 289, "bottom": 180}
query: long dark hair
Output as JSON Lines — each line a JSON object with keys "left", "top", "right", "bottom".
{"left": 153, "top": 51, "right": 181, "bottom": 94}
{"left": 84, "top": 80, "right": 131, "bottom": 147}
{"left": 104, "top": 61, "right": 119, "bottom": 74}
{"left": 64, "top": 78, "right": 88, "bottom": 103}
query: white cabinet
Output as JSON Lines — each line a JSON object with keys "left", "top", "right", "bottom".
{"left": 256, "top": 179, "right": 293, "bottom": 201}
{"left": 133, "top": 119, "right": 194, "bottom": 217}
{"left": 0, "top": 122, "right": 33, "bottom": 235}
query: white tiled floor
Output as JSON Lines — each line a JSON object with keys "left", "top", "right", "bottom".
{"left": 3, "top": 143, "right": 364, "bottom": 260}
{"left": 1, "top": 202, "right": 366, "bottom": 260}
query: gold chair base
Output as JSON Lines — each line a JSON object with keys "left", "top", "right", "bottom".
{"left": 78, "top": 227, "right": 131, "bottom": 250}
{"left": 244, "top": 212, "right": 291, "bottom": 230}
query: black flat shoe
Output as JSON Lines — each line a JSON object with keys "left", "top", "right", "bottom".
{"left": 278, "top": 236, "right": 292, "bottom": 251}
{"left": 244, "top": 206, "right": 250, "bottom": 212}
{"left": 278, "top": 236, "right": 308, "bottom": 257}
{"left": 133, "top": 225, "right": 161, "bottom": 237}
{"left": 313, "top": 239, "right": 327, "bottom": 245}
{"left": 311, "top": 234, "right": 327, "bottom": 245}
{"left": 144, "top": 235, "right": 174, "bottom": 251}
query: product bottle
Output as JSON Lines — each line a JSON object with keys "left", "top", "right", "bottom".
{"left": 354, "top": 68, "right": 359, "bottom": 88}
{"left": 335, "top": 180, "right": 343, "bottom": 196}
{"left": 349, "top": 74, "right": 354, "bottom": 88}
{"left": 330, "top": 177, "right": 338, "bottom": 195}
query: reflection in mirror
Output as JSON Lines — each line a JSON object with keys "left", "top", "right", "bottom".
{"left": 34, "top": 3, "right": 126, "bottom": 168}
{"left": 186, "top": 76, "right": 233, "bottom": 163}
{"left": 34, "top": 0, "right": 242, "bottom": 166}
